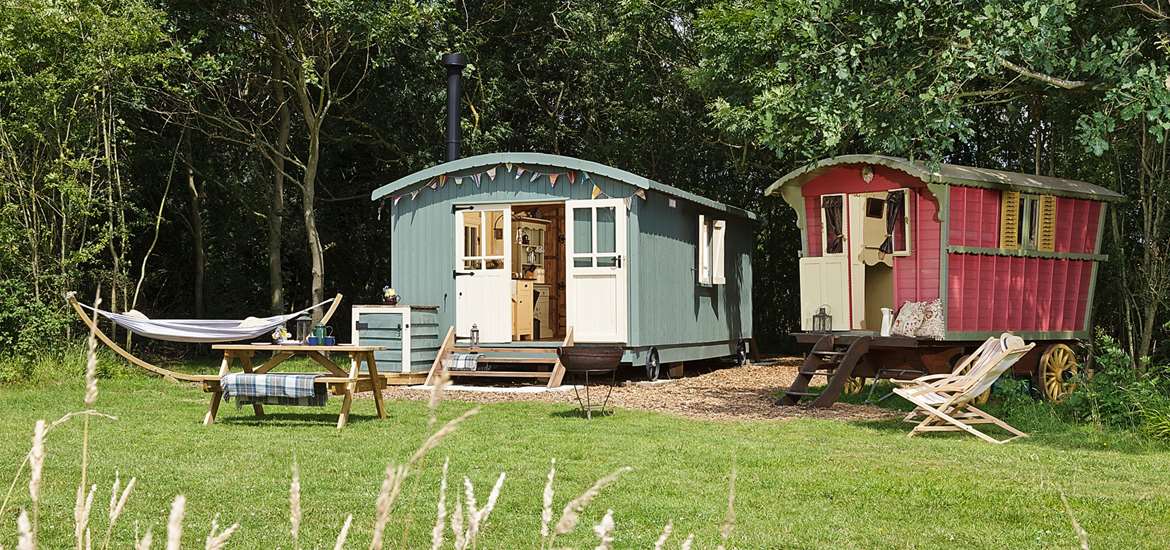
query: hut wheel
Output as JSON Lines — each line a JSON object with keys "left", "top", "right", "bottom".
{"left": 1039, "top": 343, "right": 1079, "bottom": 402}
{"left": 843, "top": 377, "right": 865, "bottom": 395}
{"left": 734, "top": 340, "right": 750, "bottom": 366}
{"left": 645, "top": 348, "right": 661, "bottom": 381}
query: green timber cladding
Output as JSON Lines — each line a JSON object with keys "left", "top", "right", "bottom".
{"left": 369, "top": 152, "right": 755, "bottom": 366}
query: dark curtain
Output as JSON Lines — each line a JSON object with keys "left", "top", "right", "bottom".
{"left": 822, "top": 195, "right": 843, "bottom": 253}
{"left": 880, "top": 190, "right": 905, "bottom": 254}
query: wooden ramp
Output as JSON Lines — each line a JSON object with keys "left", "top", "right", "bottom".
{"left": 425, "top": 328, "right": 572, "bottom": 388}
{"left": 780, "top": 334, "right": 871, "bottom": 408}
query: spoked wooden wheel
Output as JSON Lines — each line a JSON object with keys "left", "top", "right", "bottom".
{"left": 1039, "top": 343, "right": 1078, "bottom": 402}
{"left": 843, "top": 376, "right": 865, "bottom": 395}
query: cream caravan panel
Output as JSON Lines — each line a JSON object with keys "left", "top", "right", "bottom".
{"left": 799, "top": 256, "right": 849, "bottom": 331}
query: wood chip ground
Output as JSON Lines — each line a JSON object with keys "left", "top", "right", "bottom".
{"left": 362, "top": 357, "right": 899, "bottom": 423}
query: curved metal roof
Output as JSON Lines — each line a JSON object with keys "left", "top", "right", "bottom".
{"left": 370, "top": 152, "right": 757, "bottom": 220}
{"left": 764, "top": 154, "right": 1123, "bottom": 202}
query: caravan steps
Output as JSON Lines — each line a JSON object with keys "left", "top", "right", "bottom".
{"left": 426, "top": 327, "right": 573, "bottom": 388}
{"left": 779, "top": 334, "right": 872, "bottom": 408}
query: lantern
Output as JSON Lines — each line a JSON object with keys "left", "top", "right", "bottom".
{"left": 470, "top": 323, "right": 480, "bottom": 348}
{"left": 293, "top": 314, "right": 313, "bottom": 342}
{"left": 812, "top": 306, "right": 833, "bottom": 333}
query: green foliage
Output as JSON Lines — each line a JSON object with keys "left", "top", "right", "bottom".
{"left": 0, "top": 280, "right": 70, "bottom": 363}
{"left": 1057, "top": 332, "right": 1170, "bottom": 439}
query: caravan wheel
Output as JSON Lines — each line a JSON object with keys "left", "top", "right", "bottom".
{"left": 645, "top": 349, "right": 661, "bottom": 381}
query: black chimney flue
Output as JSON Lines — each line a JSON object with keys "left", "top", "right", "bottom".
{"left": 442, "top": 52, "right": 468, "bottom": 162}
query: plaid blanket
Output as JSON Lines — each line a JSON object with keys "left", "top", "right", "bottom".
{"left": 221, "top": 373, "right": 327, "bottom": 407}
{"left": 445, "top": 353, "right": 481, "bottom": 371}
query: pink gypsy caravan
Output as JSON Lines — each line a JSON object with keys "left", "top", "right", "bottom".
{"left": 766, "top": 155, "right": 1122, "bottom": 406}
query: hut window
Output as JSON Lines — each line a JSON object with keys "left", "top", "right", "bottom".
{"left": 880, "top": 189, "right": 911, "bottom": 255}
{"left": 1000, "top": 192, "right": 1056, "bottom": 251}
{"left": 698, "top": 215, "right": 727, "bottom": 285}
{"left": 821, "top": 194, "right": 845, "bottom": 255}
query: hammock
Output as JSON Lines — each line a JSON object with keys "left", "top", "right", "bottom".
{"left": 65, "top": 292, "right": 343, "bottom": 383}
{"left": 74, "top": 299, "right": 332, "bottom": 343}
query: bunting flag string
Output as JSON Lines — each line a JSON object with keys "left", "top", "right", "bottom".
{"left": 398, "top": 164, "right": 652, "bottom": 205}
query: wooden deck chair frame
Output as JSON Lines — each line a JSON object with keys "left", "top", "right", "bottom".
{"left": 893, "top": 338, "right": 1034, "bottom": 444}
{"left": 65, "top": 292, "right": 343, "bottom": 385}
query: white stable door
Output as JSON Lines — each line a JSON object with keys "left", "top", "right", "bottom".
{"left": 565, "top": 199, "right": 628, "bottom": 343}
{"left": 454, "top": 206, "right": 512, "bottom": 342}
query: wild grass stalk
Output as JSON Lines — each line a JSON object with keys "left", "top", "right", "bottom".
{"left": 653, "top": 520, "right": 673, "bottom": 549}
{"left": 592, "top": 509, "right": 614, "bottom": 550}
{"left": 290, "top": 461, "right": 301, "bottom": 549}
{"left": 165, "top": 495, "right": 186, "bottom": 550}
{"left": 430, "top": 459, "right": 449, "bottom": 550}
{"left": 332, "top": 514, "right": 352, "bottom": 550}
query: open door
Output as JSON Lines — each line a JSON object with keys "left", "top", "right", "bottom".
{"left": 565, "top": 199, "right": 628, "bottom": 343}
{"left": 454, "top": 206, "right": 512, "bottom": 343}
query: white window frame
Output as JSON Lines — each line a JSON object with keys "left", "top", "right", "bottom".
{"left": 698, "top": 215, "right": 727, "bottom": 286}
{"left": 820, "top": 193, "right": 846, "bottom": 257}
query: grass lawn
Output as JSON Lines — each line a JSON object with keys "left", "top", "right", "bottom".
{"left": 2, "top": 366, "right": 1169, "bottom": 548}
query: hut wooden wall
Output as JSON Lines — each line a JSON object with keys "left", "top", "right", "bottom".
{"left": 945, "top": 187, "right": 1102, "bottom": 335}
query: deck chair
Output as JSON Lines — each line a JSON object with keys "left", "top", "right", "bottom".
{"left": 892, "top": 333, "right": 1035, "bottom": 444}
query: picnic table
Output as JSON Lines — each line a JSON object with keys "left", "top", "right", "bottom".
{"left": 203, "top": 343, "right": 387, "bottom": 429}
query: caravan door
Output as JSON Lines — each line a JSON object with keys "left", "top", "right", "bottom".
{"left": 565, "top": 199, "right": 628, "bottom": 342}
{"left": 454, "top": 206, "right": 512, "bottom": 343}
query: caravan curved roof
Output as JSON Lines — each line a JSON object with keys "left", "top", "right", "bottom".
{"left": 765, "top": 154, "right": 1123, "bottom": 202}
{"left": 370, "top": 152, "right": 757, "bottom": 220}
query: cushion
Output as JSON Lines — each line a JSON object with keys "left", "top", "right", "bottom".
{"left": 891, "top": 301, "right": 924, "bottom": 337}
{"left": 123, "top": 309, "right": 149, "bottom": 320}
{"left": 237, "top": 316, "right": 269, "bottom": 328}
{"left": 917, "top": 299, "right": 945, "bottom": 340}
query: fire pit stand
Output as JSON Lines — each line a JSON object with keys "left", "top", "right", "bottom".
{"left": 557, "top": 345, "right": 623, "bottom": 419}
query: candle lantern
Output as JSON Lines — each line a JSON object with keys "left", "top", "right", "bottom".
{"left": 812, "top": 306, "right": 833, "bottom": 333}
{"left": 294, "top": 314, "right": 313, "bottom": 342}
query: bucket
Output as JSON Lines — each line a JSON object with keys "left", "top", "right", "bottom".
{"left": 880, "top": 307, "right": 894, "bottom": 337}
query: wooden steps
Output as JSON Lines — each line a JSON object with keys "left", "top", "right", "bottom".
{"left": 779, "top": 334, "right": 872, "bottom": 408}
{"left": 425, "top": 327, "right": 574, "bottom": 388}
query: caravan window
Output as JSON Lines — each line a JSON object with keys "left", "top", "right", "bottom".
{"left": 1000, "top": 192, "right": 1056, "bottom": 252}
{"left": 698, "top": 215, "right": 727, "bottom": 285}
{"left": 821, "top": 195, "right": 845, "bottom": 255}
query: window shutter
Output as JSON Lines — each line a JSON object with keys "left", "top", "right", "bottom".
{"left": 1037, "top": 195, "right": 1057, "bottom": 252}
{"left": 712, "top": 220, "right": 727, "bottom": 284}
{"left": 698, "top": 215, "right": 711, "bottom": 284}
{"left": 999, "top": 191, "right": 1020, "bottom": 249}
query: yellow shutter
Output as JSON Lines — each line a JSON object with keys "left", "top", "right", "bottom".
{"left": 1037, "top": 195, "right": 1057, "bottom": 252}
{"left": 999, "top": 191, "right": 1020, "bottom": 249}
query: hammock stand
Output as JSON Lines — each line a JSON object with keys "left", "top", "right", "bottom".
{"left": 65, "top": 291, "right": 343, "bottom": 384}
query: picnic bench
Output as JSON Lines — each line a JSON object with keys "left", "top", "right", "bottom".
{"left": 202, "top": 343, "right": 387, "bottom": 429}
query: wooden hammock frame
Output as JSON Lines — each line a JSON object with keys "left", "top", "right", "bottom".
{"left": 65, "top": 292, "right": 344, "bottom": 384}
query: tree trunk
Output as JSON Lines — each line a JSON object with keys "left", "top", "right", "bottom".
{"left": 269, "top": 56, "right": 289, "bottom": 314}
{"left": 183, "top": 127, "right": 206, "bottom": 318}
{"left": 303, "top": 121, "right": 325, "bottom": 322}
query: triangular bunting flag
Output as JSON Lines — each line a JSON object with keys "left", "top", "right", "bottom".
{"left": 486, "top": 167, "right": 497, "bottom": 181}
{"left": 505, "top": 162, "right": 513, "bottom": 172}
{"left": 393, "top": 195, "right": 402, "bottom": 206}
{"left": 634, "top": 189, "right": 646, "bottom": 200}
{"left": 583, "top": 172, "right": 592, "bottom": 182}
{"left": 435, "top": 176, "right": 444, "bottom": 188}
{"left": 411, "top": 189, "right": 421, "bottom": 200}
{"left": 568, "top": 172, "right": 576, "bottom": 185}
{"left": 455, "top": 176, "right": 463, "bottom": 186}
{"left": 624, "top": 196, "right": 633, "bottom": 210}
{"left": 549, "top": 173, "right": 559, "bottom": 187}
{"left": 530, "top": 171, "right": 540, "bottom": 182}
{"left": 516, "top": 166, "right": 526, "bottom": 177}
{"left": 473, "top": 173, "right": 481, "bottom": 188}
{"left": 591, "top": 184, "right": 603, "bottom": 199}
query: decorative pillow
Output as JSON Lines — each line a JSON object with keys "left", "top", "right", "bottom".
{"left": 891, "top": 301, "right": 924, "bottom": 337}
{"left": 238, "top": 316, "right": 268, "bottom": 328}
{"left": 123, "top": 310, "right": 149, "bottom": 320}
{"left": 916, "top": 299, "right": 945, "bottom": 340}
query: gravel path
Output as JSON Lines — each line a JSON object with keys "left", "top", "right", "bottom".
{"left": 364, "top": 357, "right": 899, "bottom": 423}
